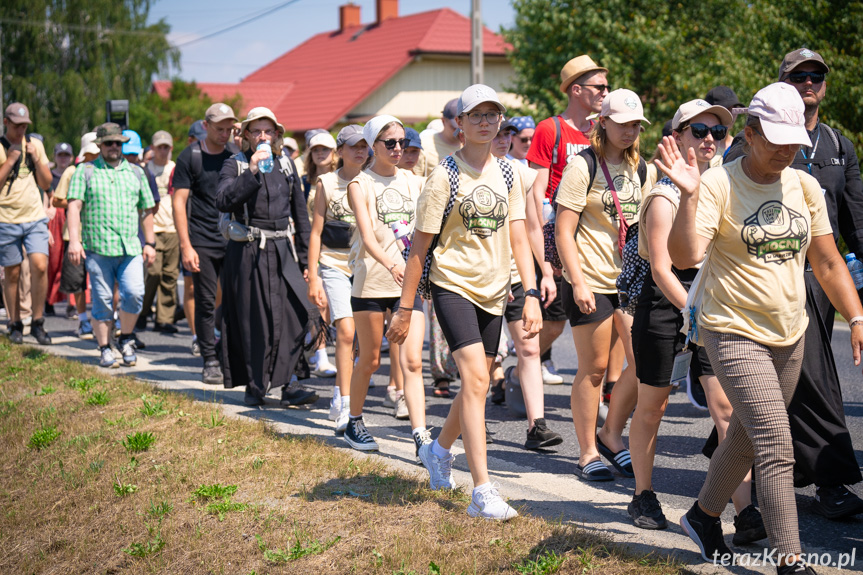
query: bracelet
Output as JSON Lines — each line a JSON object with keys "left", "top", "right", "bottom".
{"left": 850, "top": 316, "right": 863, "bottom": 328}
{"left": 144, "top": 242, "right": 156, "bottom": 248}
{"left": 388, "top": 263, "right": 397, "bottom": 273}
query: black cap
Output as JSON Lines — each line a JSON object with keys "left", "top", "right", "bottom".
{"left": 498, "top": 119, "right": 518, "bottom": 135}
{"left": 661, "top": 120, "right": 673, "bottom": 139}
{"left": 704, "top": 86, "right": 742, "bottom": 111}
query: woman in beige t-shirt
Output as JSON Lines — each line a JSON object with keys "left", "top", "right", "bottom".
{"left": 343, "top": 115, "right": 427, "bottom": 455}
{"left": 555, "top": 89, "right": 650, "bottom": 481}
{"left": 307, "top": 125, "right": 366, "bottom": 434}
{"left": 665, "top": 83, "right": 863, "bottom": 566}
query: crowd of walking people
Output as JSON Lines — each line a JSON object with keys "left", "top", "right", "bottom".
{"left": 2, "top": 46, "right": 863, "bottom": 574}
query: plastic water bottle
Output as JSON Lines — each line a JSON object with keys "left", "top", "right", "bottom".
{"left": 257, "top": 142, "right": 273, "bottom": 174}
{"left": 846, "top": 253, "right": 863, "bottom": 290}
{"left": 390, "top": 220, "right": 412, "bottom": 253}
{"left": 542, "top": 197, "right": 555, "bottom": 225}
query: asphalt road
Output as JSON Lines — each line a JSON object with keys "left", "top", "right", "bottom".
{"left": 10, "top": 300, "right": 863, "bottom": 574}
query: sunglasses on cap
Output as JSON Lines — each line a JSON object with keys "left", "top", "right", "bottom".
{"left": 377, "top": 138, "right": 406, "bottom": 150}
{"left": 787, "top": 71, "right": 826, "bottom": 85}
{"left": 683, "top": 123, "right": 728, "bottom": 141}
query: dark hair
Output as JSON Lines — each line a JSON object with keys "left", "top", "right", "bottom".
{"left": 743, "top": 115, "right": 761, "bottom": 155}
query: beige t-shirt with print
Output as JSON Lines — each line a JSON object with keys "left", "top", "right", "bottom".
{"left": 52, "top": 165, "right": 77, "bottom": 241}
{"left": 637, "top": 177, "right": 682, "bottom": 262}
{"left": 694, "top": 159, "right": 831, "bottom": 346}
{"left": 508, "top": 159, "right": 537, "bottom": 285}
{"left": 413, "top": 131, "right": 462, "bottom": 178}
{"left": 348, "top": 168, "right": 422, "bottom": 298}
{"left": 555, "top": 155, "right": 646, "bottom": 293}
{"left": 416, "top": 154, "right": 526, "bottom": 315}
{"left": 0, "top": 137, "right": 48, "bottom": 224}
{"left": 147, "top": 160, "right": 176, "bottom": 234}
{"left": 317, "top": 171, "right": 356, "bottom": 277}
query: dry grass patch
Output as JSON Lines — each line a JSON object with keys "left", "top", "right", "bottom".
{"left": 0, "top": 338, "right": 689, "bottom": 574}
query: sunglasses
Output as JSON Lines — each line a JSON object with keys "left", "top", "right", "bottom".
{"left": 577, "top": 84, "right": 611, "bottom": 92}
{"left": 786, "top": 71, "right": 826, "bottom": 85}
{"left": 683, "top": 123, "right": 728, "bottom": 141}
{"left": 103, "top": 141, "right": 123, "bottom": 147}
{"left": 518, "top": 136, "right": 532, "bottom": 144}
{"left": 377, "top": 138, "right": 406, "bottom": 150}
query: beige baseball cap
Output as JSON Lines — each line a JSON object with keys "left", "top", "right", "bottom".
{"left": 559, "top": 55, "right": 608, "bottom": 93}
{"left": 600, "top": 89, "right": 650, "bottom": 124}
{"left": 4, "top": 103, "right": 32, "bottom": 125}
{"left": 672, "top": 99, "right": 733, "bottom": 130}
{"left": 151, "top": 130, "right": 173, "bottom": 148}
{"left": 240, "top": 107, "right": 285, "bottom": 134}
{"left": 205, "top": 102, "right": 239, "bottom": 124}
{"left": 747, "top": 82, "right": 811, "bottom": 146}
{"left": 308, "top": 132, "right": 336, "bottom": 149}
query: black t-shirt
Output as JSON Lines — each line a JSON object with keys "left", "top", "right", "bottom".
{"left": 172, "top": 143, "right": 233, "bottom": 249}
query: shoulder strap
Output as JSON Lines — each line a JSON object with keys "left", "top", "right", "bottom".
{"left": 83, "top": 163, "right": 96, "bottom": 189}
{"left": 190, "top": 142, "right": 202, "bottom": 180}
{"left": 0, "top": 136, "right": 9, "bottom": 150}
{"left": 637, "top": 157, "right": 647, "bottom": 187}
{"left": 494, "top": 157, "right": 514, "bottom": 193}
{"left": 551, "top": 116, "right": 562, "bottom": 166}
{"left": 824, "top": 124, "right": 840, "bottom": 155}
{"left": 129, "top": 163, "right": 145, "bottom": 188}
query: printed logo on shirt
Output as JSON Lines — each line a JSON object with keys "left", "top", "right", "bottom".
{"left": 601, "top": 175, "right": 640, "bottom": 223}
{"left": 329, "top": 193, "right": 356, "bottom": 224}
{"left": 376, "top": 187, "right": 415, "bottom": 225}
{"left": 741, "top": 200, "right": 809, "bottom": 264}
{"left": 564, "top": 142, "right": 590, "bottom": 165}
{"left": 459, "top": 184, "right": 508, "bottom": 238}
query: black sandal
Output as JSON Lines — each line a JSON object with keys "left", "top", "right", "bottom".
{"left": 433, "top": 379, "right": 452, "bottom": 398}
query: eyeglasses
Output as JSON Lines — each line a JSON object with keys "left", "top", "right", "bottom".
{"left": 103, "top": 141, "right": 123, "bottom": 147}
{"left": 786, "top": 71, "right": 826, "bottom": 85}
{"left": 683, "top": 123, "right": 728, "bottom": 141}
{"left": 577, "top": 84, "right": 611, "bottom": 92}
{"left": 248, "top": 129, "right": 275, "bottom": 138}
{"left": 377, "top": 138, "right": 406, "bottom": 150}
{"left": 519, "top": 136, "right": 532, "bottom": 144}
{"left": 752, "top": 127, "right": 799, "bottom": 152}
{"left": 463, "top": 111, "right": 501, "bottom": 125}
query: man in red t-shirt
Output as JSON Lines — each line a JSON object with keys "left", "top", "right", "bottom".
{"left": 524, "top": 55, "right": 609, "bottom": 385}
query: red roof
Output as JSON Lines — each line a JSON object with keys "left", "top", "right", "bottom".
{"left": 156, "top": 8, "right": 510, "bottom": 132}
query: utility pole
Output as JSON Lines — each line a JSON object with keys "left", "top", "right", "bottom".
{"left": 470, "top": 0, "right": 483, "bottom": 85}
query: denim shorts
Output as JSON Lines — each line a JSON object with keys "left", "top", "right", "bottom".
{"left": 319, "top": 264, "right": 352, "bottom": 323}
{"left": 0, "top": 219, "right": 50, "bottom": 266}
{"left": 84, "top": 252, "right": 145, "bottom": 322}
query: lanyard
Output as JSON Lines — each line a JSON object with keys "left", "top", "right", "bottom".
{"left": 800, "top": 125, "right": 821, "bottom": 174}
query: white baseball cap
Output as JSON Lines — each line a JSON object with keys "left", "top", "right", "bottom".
{"left": 600, "top": 89, "right": 650, "bottom": 124}
{"left": 672, "top": 99, "right": 733, "bottom": 130}
{"left": 308, "top": 132, "right": 336, "bottom": 150}
{"left": 746, "top": 82, "right": 811, "bottom": 147}
{"left": 363, "top": 115, "right": 402, "bottom": 148}
{"left": 456, "top": 84, "right": 506, "bottom": 116}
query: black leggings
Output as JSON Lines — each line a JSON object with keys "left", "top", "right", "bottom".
{"left": 431, "top": 284, "right": 503, "bottom": 357}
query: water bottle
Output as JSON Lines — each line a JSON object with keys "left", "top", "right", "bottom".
{"left": 390, "top": 220, "right": 412, "bottom": 253}
{"left": 257, "top": 142, "right": 273, "bottom": 174}
{"left": 542, "top": 197, "right": 555, "bottom": 225}
{"left": 846, "top": 253, "right": 863, "bottom": 290}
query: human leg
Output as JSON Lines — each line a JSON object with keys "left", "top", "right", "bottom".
{"left": 193, "top": 247, "right": 223, "bottom": 362}
{"left": 400, "top": 309, "right": 426, "bottom": 430}
{"left": 597, "top": 309, "right": 638, "bottom": 453}
{"left": 570, "top": 318, "right": 613, "bottom": 468}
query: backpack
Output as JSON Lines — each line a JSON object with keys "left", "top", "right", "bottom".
{"left": 543, "top": 148, "right": 647, "bottom": 269}
{"left": 409, "top": 155, "right": 514, "bottom": 300}
{"left": 0, "top": 134, "right": 34, "bottom": 194}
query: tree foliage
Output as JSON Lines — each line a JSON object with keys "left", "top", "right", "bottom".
{"left": 1, "top": 0, "right": 177, "bottom": 154}
{"left": 504, "top": 0, "right": 863, "bottom": 152}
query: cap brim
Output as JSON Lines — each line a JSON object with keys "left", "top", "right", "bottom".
{"left": 98, "top": 135, "right": 131, "bottom": 144}
{"left": 760, "top": 120, "right": 811, "bottom": 147}
{"left": 460, "top": 99, "right": 507, "bottom": 115}
{"left": 340, "top": 134, "right": 365, "bottom": 147}
{"left": 606, "top": 112, "right": 651, "bottom": 125}
{"left": 207, "top": 114, "right": 239, "bottom": 124}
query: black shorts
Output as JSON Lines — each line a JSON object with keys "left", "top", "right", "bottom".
{"left": 535, "top": 259, "right": 568, "bottom": 322}
{"left": 350, "top": 294, "right": 422, "bottom": 314}
{"left": 59, "top": 250, "right": 87, "bottom": 294}
{"left": 631, "top": 272, "right": 714, "bottom": 387}
{"left": 504, "top": 282, "right": 524, "bottom": 324}
{"left": 431, "top": 283, "right": 503, "bottom": 356}
{"left": 560, "top": 280, "right": 618, "bottom": 326}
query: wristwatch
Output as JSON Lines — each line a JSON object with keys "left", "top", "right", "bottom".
{"left": 144, "top": 242, "right": 156, "bottom": 248}
{"left": 524, "top": 288, "right": 542, "bottom": 300}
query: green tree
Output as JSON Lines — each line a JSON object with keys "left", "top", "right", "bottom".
{"left": 1, "top": 0, "right": 178, "bottom": 154}
{"left": 504, "top": 0, "right": 863, "bottom": 152}
{"left": 130, "top": 80, "right": 243, "bottom": 159}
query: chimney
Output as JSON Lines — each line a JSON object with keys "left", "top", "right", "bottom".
{"left": 376, "top": 0, "right": 398, "bottom": 25}
{"left": 339, "top": 3, "right": 361, "bottom": 32}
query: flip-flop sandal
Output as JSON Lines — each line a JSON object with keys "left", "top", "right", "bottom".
{"left": 433, "top": 380, "right": 451, "bottom": 398}
{"left": 596, "top": 434, "right": 634, "bottom": 477}
{"left": 574, "top": 460, "right": 613, "bottom": 481}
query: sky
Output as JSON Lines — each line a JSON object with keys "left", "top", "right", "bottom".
{"left": 148, "top": 0, "right": 516, "bottom": 83}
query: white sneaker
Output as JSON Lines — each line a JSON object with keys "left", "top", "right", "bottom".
{"left": 383, "top": 387, "right": 398, "bottom": 408}
{"left": 467, "top": 483, "right": 518, "bottom": 521}
{"left": 541, "top": 360, "right": 564, "bottom": 385}
{"left": 328, "top": 389, "right": 341, "bottom": 421}
{"left": 394, "top": 395, "right": 409, "bottom": 420}
{"left": 313, "top": 358, "right": 337, "bottom": 378}
{"left": 335, "top": 406, "right": 349, "bottom": 434}
{"left": 418, "top": 443, "right": 457, "bottom": 490}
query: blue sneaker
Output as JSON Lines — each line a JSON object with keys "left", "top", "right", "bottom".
{"left": 77, "top": 319, "right": 94, "bottom": 340}
{"left": 120, "top": 338, "right": 137, "bottom": 366}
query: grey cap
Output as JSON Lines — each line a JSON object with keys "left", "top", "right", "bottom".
{"left": 54, "top": 142, "right": 73, "bottom": 156}
{"left": 336, "top": 124, "right": 365, "bottom": 147}
{"left": 778, "top": 48, "right": 829, "bottom": 80}
{"left": 188, "top": 120, "right": 207, "bottom": 141}
{"left": 442, "top": 98, "right": 459, "bottom": 119}
{"left": 498, "top": 119, "right": 518, "bottom": 135}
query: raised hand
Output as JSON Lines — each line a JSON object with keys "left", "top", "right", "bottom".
{"left": 654, "top": 136, "right": 701, "bottom": 196}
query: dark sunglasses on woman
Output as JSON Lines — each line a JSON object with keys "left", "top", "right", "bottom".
{"left": 684, "top": 123, "right": 728, "bottom": 141}
{"left": 377, "top": 138, "right": 406, "bottom": 150}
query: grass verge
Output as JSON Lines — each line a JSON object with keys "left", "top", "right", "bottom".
{"left": 0, "top": 338, "right": 688, "bottom": 574}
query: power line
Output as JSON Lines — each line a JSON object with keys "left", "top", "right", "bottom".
{"left": 173, "top": 0, "right": 303, "bottom": 48}
{"left": 0, "top": 17, "right": 167, "bottom": 37}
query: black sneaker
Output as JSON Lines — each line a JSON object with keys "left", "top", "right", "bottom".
{"left": 524, "top": 417, "right": 563, "bottom": 450}
{"left": 7, "top": 321, "right": 24, "bottom": 344}
{"left": 413, "top": 427, "right": 432, "bottom": 461}
{"left": 132, "top": 332, "right": 147, "bottom": 350}
{"left": 732, "top": 504, "right": 767, "bottom": 545}
{"left": 777, "top": 560, "right": 818, "bottom": 574}
{"left": 490, "top": 378, "right": 505, "bottom": 405}
{"left": 344, "top": 416, "right": 378, "bottom": 451}
{"left": 202, "top": 360, "right": 224, "bottom": 385}
{"left": 280, "top": 384, "right": 318, "bottom": 407}
{"left": 628, "top": 490, "right": 668, "bottom": 530}
{"left": 30, "top": 318, "right": 52, "bottom": 345}
{"left": 680, "top": 501, "right": 734, "bottom": 563}
{"left": 155, "top": 322, "right": 179, "bottom": 334}
{"left": 243, "top": 389, "right": 264, "bottom": 406}
{"left": 813, "top": 485, "right": 863, "bottom": 520}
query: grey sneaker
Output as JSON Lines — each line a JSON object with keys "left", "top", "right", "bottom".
{"left": 190, "top": 339, "right": 201, "bottom": 357}
{"left": 202, "top": 360, "right": 224, "bottom": 385}
{"left": 418, "top": 442, "right": 457, "bottom": 490}
{"left": 30, "top": 318, "right": 52, "bottom": 345}
{"left": 99, "top": 346, "right": 119, "bottom": 369}
{"left": 120, "top": 338, "right": 137, "bottom": 366}
{"left": 383, "top": 386, "right": 398, "bottom": 408}
{"left": 394, "top": 395, "right": 409, "bottom": 420}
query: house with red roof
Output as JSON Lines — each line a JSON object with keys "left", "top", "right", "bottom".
{"left": 152, "top": 0, "right": 518, "bottom": 136}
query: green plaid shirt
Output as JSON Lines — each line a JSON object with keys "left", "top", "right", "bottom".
{"left": 67, "top": 156, "right": 155, "bottom": 257}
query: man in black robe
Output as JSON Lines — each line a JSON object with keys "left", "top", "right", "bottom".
{"left": 217, "top": 107, "right": 319, "bottom": 407}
